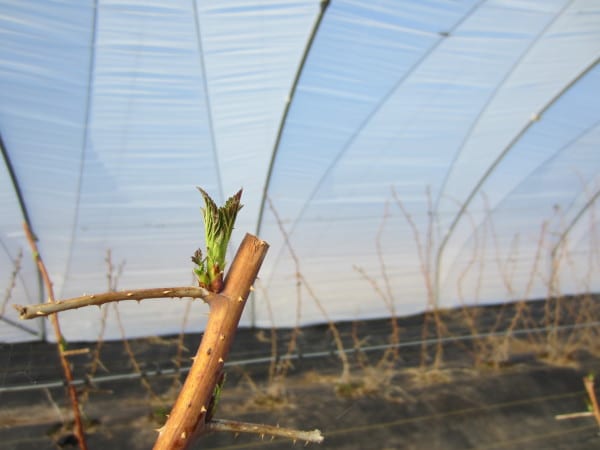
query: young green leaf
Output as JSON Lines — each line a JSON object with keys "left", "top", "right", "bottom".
{"left": 192, "top": 188, "right": 243, "bottom": 292}
{"left": 206, "top": 371, "right": 226, "bottom": 422}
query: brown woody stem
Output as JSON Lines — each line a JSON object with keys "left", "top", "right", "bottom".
{"left": 584, "top": 375, "right": 600, "bottom": 428}
{"left": 153, "top": 233, "right": 269, "bottom": 450}
{"left": 23, "top": 222, "right": 89, "bottom": 450}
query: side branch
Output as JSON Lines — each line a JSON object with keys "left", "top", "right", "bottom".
{"left": 15, "top": 286, "right": 217, "bottom": 320}
{"left": 207, "top": 419, "right": 324, "bottom": 444}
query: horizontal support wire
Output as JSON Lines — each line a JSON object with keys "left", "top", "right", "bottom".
{"left": 2, "top": 319, "right": 599, "bottom": 394}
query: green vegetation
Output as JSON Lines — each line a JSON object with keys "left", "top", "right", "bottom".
{"left": 192, "top": 188, "right": 243, "bottom": 292}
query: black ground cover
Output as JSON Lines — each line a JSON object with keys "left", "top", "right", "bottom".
{"left": 1, "top": 298, "right": 600, "bottom": 449}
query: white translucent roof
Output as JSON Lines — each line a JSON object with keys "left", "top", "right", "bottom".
{"left": 1, "top": 0, "right": 599, "bottom": 342}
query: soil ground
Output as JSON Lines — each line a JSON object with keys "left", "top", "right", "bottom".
{"left": 1, "top": 298, "right": 600, "bottom": 449}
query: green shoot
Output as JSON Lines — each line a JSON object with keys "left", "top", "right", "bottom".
{"left": 206, "top": 372, "right": 226, "bottom": 422}
{"left": 192, "top": 188, "right": 243, "bottom": 292}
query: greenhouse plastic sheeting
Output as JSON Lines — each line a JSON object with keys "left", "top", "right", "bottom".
{"left": 1, "top": 0, "right": 599, "bottom": 342}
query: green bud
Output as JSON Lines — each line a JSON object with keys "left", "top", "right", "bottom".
{"left": 192, "top": 189, "right": 243, "bottom": 292}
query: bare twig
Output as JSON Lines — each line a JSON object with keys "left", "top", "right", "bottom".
{"left": 1, "top": 248, "right": 22, "bottom": 317}
{"left": 206, "top": 418, "right": 324, "bottom": 444}
{"left": 81, "top": 250, "right": 120, "bottom": 405}
{"left": 354, "top": 200, "right": 401, "bottom": 365}
{"left": 113, "top": 302, "right": 159, "bottom": 400}
{"left": 268, "top": 198, "right": 351, "bottom": 383}
{"left": 172, "top": 297, "right": 194, "bottom": 389}
{"left": 254, "top": 279, "right": 288, "bottom": 398}
{"left": 555, "top": 411, "right": 594, "bottom": 420}
{"left": 499, "top": 222, "right": 548, "bottom": 359}
{"left": 81, "top": 299, "right": 110, "bottom": 404}
{"left": 15, "top": 286, "right": 215, "bottom": 319}
{"left": 23, "top": 222, "right": 88, "bottom": 450}
{"left": 62, "top": 348, "right": 90, "bottom": 357}
{"left": 392, "top": 187, "right": 446, "bottom": 370}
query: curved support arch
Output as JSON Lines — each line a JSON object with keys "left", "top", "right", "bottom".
{"left": 434, "top": 56, "right": 600, "bottom": 304}
{"left": 252, "top": 0, "right": 330, "bottom": 326}
{"left": 255, "top": 0, "right": 331, "bottom": 239}
{"left": 0, "top": 132, "right": 44, "bottom": 338}
{"left": 0, "top": 133, "right": 32, "bottom": 228}
{"left": 192, "top": 0, "right": 223, "bottom": 204}
{"left": 257, "top": 1, "right": 485, "bottom": 292}
{"left": 434, "top": 0, "right": 574, "bottom": 215}
{"left": 435, "top": 119, "right": 600, "bottom": 306}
